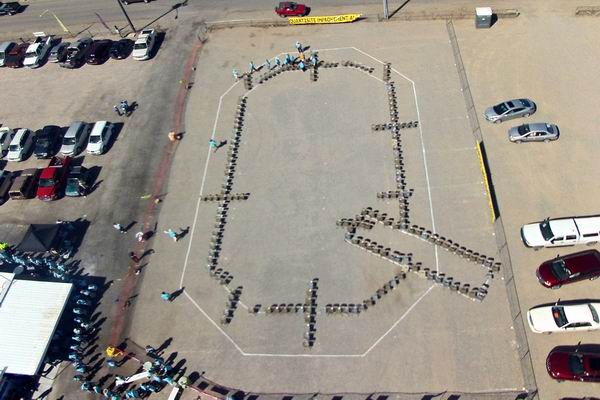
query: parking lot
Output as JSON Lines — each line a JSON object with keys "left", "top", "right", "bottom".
{"left": 2, "top": 3, "right": 599, "bottom": 400}
{"left": 456, "top": 14, "right": 600, "bottom": 400}
{"left": 123, "top": 22, "right": 525, "bottom": 397}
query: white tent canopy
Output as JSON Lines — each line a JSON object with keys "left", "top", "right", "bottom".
{"left": 0, "top": 273, "right": 72, "bottom": 376}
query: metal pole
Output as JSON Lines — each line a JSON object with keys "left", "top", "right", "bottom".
{"left": 116, "top": 0, "right": 136, "bottom": 33}
{"left": 383, "top": 0, "right": 389, "bottom": 20}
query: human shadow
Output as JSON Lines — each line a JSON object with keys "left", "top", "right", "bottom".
{"left": 170, "top": 287, "right": 185, "bottom": 301}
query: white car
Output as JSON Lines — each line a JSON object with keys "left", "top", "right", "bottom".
{"left": 23, "top": 34, "right": 53, "bottom": 68}
{"left": 132, "top": 29, "right": 156, "bottom": 61}
{"left": 0, "top": 127, "right": 14, "bottom": 158}
{"left": 528, "top": 302, "right": 600, "bottom": 333}
{"left": 87, "top": 121, "right": 114, "bottom": 155}
{"left": 7, "top": 128, "right": 33, "bottom": 162}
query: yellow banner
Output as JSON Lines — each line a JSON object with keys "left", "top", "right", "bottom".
{"left": 289, "top": 14, "right": 361, "bottom": 25}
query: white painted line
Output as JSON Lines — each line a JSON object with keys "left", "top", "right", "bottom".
{"left": 179, "top": 47, "right": 439, "bottom": 357}
{"left": 353, "top": 47, "right": 439, "bottom": 272}
{"left": 179, "top": 81, "right": 239, "bottom": 288}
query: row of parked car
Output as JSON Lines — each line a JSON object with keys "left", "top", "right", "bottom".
{"left": 0, "top": 29, "right": 158, "bottom": 69}
{"left": 0, "top": 121, "right": 116, "bottom": 163}
{"left": 484, "top": 98, "right": 559, "bottom": 143}
{"left": 485, "top": 99, "right": 600, "bottom": 385}
{"left": 0, "top": 155, "right": 91, "bottom": 203}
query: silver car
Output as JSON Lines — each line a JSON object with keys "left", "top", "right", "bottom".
{"left": 484, "top": 98, "right": 536, "bottom": 123}
{"left": 508, "top": 123, "right": 559, "bottom": 143}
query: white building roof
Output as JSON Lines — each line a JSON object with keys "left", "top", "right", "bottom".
{"left": 0, "top": 274, "right": 72, "bottom": 375}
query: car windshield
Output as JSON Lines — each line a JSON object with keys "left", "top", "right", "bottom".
{"left": 520, "top": 99, "right": 531, "bottom": 107}
{"left": 517, "top": 125, "right": 530, "bottom": 135}
{"left": 38, "top": 178, "right": 55, "bottom": 188}
{"left": 552, "top": 306, "right": 569, "bottom": 327}
{"left": 8, "top": 144, "right": 19, "bottom": 151}
{"left": 63, "top": 138, "right": 76, "bottom": 145}
{"left": 546, "top": 124, "right": 554, "bottom": 133}
{"left": 569, "top": 354, "right": 585, "bottom": 375}
{"left": 590, "top": 305, "right": 600, "bottom": 323}
{"left": 25, "top": 51, "right": 36, "bottom": 58}
{"left": 550, "top": 259, "right": 571, "bottom": 280}
{"left": 134, "top": 42, "right": 147, "bottom": 50}
{"left": 89, "top": 135, "right": 101, "bottom": 143}
{"left": 36, "top": 139, "right": 48, "bottom": 146}
{"left": 493, "top": 103, "right": 509, "bottom": 114}
{"left": 540, "top": 220, "right": 554, "bottom": 241}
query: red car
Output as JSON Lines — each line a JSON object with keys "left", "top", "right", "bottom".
{"left": 537, "top": 250, "right": 600, "bottom": 289}
{"left": 274, "top": 2, "right": 309, "bottom": 17}
{"left": 547, "top": 347, "right": 600, "bottom": 382}
{"left": 36, "top": 156, "right": 71, "bottom": 201}
{"left": 4, "top": 42, "right": 29, "bottom": 68}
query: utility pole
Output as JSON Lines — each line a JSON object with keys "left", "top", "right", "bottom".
{"left": 383, "top": 0, "right": 389, "bottom": 20}
{"left": 116, "top": 0, "right": 136, "bottom": 34}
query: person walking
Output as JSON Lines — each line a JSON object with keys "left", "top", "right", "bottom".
{"left": 113, "top": 223, "right": 127, "bottom": 234}
{"left": 129, "top": 252, "right": 140, "bottom": 263}
{"left": 164, "top": 229, "right": 178, "bottom": 242}
{"left": 160, "top": 291, "right": 172, "bottom": 301}
{"left": 232, "top": 68, "right": 240, "bottom": 80}
{"left": 208, "top": 139, "right": 218, "bottom": 153}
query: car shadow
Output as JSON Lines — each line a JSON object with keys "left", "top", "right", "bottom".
{"left": 105, "top": 122, "right": 124, "bottom": 153}
{"left": 149, "top": 31, "right": 166, "bottom": 60}
{"left": 86, "top": 166, "right": 103, "bottom": 194}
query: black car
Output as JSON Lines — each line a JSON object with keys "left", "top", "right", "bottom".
{"left": 34, "top": 125, "right": 61, "bottom": 159}
{"left": 86, "top": 39, "right": 112, "bottom": 65}
{"left": 120, "top": 0, "right": 151, "bottom": 4}
{"left": 0, "top": 2, "right": 21, "bottom": 16}
{"left": 61, "top": 37, "right": 92, "bottom": 69}
{"left": 109, "top": 39, "right": 132, "bottom": 60}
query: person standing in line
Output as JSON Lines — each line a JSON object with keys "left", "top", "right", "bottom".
{"left": 295, "top": 41, "right": 302, "bottom": 53}
{"left": 129, "top": 252, "right": 140, "bottom": 263}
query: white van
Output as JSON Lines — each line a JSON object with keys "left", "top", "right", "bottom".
{"left": 7, "top": 129, "right": 34, "bottom": 162}
{"left": 0, "top": 41, "right": 15, "bottom": 67}
{"left": 521, "top": 216, "right": 600, "bottom": 249}
{"left": 60, "top": 121, "right": 88, "bottom": 156}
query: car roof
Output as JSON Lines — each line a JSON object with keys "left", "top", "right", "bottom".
{"left": 90, "top": 121, "right": 108, "bottom": 136}
{"left": 526, "top": 123, "right": 552, "bottom": 132}
{"left": 65, "top": 121, "right": 85, "bottom": 136}
{"left": 12, "top": 129, "right": 28, "bottom": 142}
{"left": 563, "top": 303, "right": 595, "bottom": 323}
{"left": 548, "top": 218, "right": 578, "bottom": 236}
{"left": 574, "top": 216, "right": 600, "bottom": 234}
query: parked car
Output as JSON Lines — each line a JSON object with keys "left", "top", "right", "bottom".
{"left": 65, "top": 166, "right": 89, "bottom": 197}
{"left": 547, "top": 347, "right": 600, "bottom": 382}
{"left": 48, "top": 42, "right": 69, "bottom": 63}
{"left": 109, "top": 39, "right": 132, "bottom": 60}
{"left": 23, "top": 34, "right": 54, "bottom": 68}
{"left": 36, "top": 156, "right": 71, "bottom": 201}
{"left": 528, "top": 302, "right": 600, "bottom": 333}
{"left": 7, "top": 128, "right": 33, "bottom": 161}
{"left": 508, "top": 123, "right": 559, "bottom": 143}
{"left": 60, "top": 121, "right": 88, "bottom": 156}
{"left": 275, "top": 2, "right": 309, "bottom": 17}
{"left": 0, "top": 41, "right": 15, "bottom": 66}
{"left": 537, "top": 250, "right": 600, "bottom": 289}
{"left": 0, "top": 171, "right": 13, "bottom": 205}
{"left": 9, "top": 168, "right": 39, "bottom": 200}
{"left": 34, "top": 125, "right": 62, "bottom": 159}
{"left": 132, "top": 29, "right": 156, "bottom": 61}
{"left": 484, "top": 98, "right": 536, "bottom": 123}
{"left": 0, "top": 2, "right": 21, "bottom": 16}
{"left": 60, "top": 37, "right": 92, "bottom": 69}
{"left": 86, "top": 39, "right": 112, "bottom": 65}
{"left": 4, "top": 42, "right": 28, "bottom": 68}
{"left": 87, "top": 121, "right": 114, "bottom": 155}
{"left": 120, "top": 0, "right": 150, "bottom": 4}
{"left": 0, "top": 127, "right": 14, "bottom": 157}
{"left": 521, "top": 216, "right": 600, "bottom": 249}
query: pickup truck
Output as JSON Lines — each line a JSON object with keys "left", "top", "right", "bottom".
{"left": 36, "top": 156, "right": 71, "bottom": 201}
{"left": 0, "top": 2, "right": 21, "bottom": 16}
{"left": 521, "top": 216, "right": 600, "bottom": 249}
{"left": 24, "top": 34, "right": 54, "bottom": 68}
